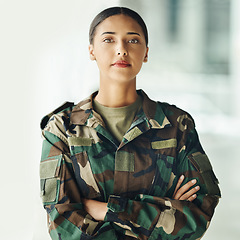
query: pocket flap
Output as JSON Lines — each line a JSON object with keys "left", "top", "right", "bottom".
{"left": 40, "top": 156, "right": 61, "bottom": 179}
{"left": 189, "top": 153, "right": 212, "bottom": 173}
{"left": 188, "top": 152, "right": 221, "bottom": 196}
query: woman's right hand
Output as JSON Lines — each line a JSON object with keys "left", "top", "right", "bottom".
{"left": 172, "top": 175, "right": 200, "bottom": 202}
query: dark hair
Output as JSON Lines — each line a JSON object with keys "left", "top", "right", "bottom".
{"left": 89, "top": 7, "right": 148, "bottom": 46}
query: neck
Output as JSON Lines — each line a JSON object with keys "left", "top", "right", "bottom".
{"left": 95, "top": 78, "right": 138, "bottom": 108}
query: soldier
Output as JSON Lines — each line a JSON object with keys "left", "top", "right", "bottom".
{"left": 40, "top": 7, "right": 221, "bottom": 239}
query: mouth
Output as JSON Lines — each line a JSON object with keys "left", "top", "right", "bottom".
{"left": 112, "top": 60, "right": 131, "bottom": 68}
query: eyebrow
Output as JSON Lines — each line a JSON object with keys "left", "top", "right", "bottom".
{"left": 101, "top": 31, "right": 141, "bottom": 36}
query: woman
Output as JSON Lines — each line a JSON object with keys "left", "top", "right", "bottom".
{"left": 40, "top": 7, "right": 221, "bottom": 240}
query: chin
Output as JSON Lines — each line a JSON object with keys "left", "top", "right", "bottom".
{"left": 110, "top": 72, "right": 138, "bottom": 83}
{"left": 112, "top": 76, "right": 136, "bottom": 84}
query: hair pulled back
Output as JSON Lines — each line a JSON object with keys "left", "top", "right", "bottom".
{"left": 89, "top": 7, "right": 148, "bottom": 46}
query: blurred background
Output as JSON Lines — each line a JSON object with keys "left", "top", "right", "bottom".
{"left": 1, "top": 0, "right": 239, "bottom": 239}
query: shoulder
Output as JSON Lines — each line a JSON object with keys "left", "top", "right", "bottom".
{"left": 40, "top": 101, "right": 75, "bottom": 130}
{"left": 140, "top": 90, "right": 195, "bottom": 129}
{"left": 158, "top": 101, "right": 195, "bottom": 129}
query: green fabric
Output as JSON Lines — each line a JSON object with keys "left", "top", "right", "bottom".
{"left": 191, "top": 153, "right": 221, "bottom": 196}
{"left": 93, "top": 95, "right": 142, "bottom": 143}
{"left": 41, "top": 131, "right": 61, "bottom": 161}
{"left": 42, "top": 178, "right": 58, "bottom": 203}
{"left": 115, "top": 151, "right": 135, "bottom": 172}
{"left": 151, "top": 139, "right": 177, "bottom": 149}
{"left": 124, "top": 126, "right": 143, "bottom": 141}
{"left": 40, "top": 158, "right": 59, "bottom": 179}
{"left": 68, "top": 137, "right": 92, "bottom": 146}
{"left": 49, "top": 207, "right": 60, "bottom": 222}
{"left": 50, "top": 218, "right": 82, "bottom": 240}
{"left": 192, "top": 154, "right": 212, "bottom": 172}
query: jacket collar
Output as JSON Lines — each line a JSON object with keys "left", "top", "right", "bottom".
{"left": 139, "top": 90, "right": 171, "bottom": 129}
{"left": 70, "top": 90, "right": 171, "bottom": 129}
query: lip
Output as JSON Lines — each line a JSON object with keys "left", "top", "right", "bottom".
{"left": 112, "top": 60, "right": 131, "bottom": 68}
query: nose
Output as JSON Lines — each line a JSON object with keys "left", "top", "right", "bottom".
{"left": 117, "top": 42, "right": 128, "bottom": 56}
{"left": 118, "top": 52, "right": 127, "bottom": 56}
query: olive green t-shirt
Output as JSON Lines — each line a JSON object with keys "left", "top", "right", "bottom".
{"left": 93, "top": 95, "right": 142, "bottom": 143}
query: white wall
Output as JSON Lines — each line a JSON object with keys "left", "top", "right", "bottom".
{"left": 231, "top": 0, "right": 240, "bottom": 118}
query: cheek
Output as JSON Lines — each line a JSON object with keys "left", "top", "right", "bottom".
{"left": 133, "top": 47, "right": 146, "bottom": 59}
{"left": 134, "top": 52, "right": 146, "bottom": 66}
{"left": 96, "top": 47, "right": 113, "bottom": 59}
{"left": 95, "top": 53, "right": 110, "bottom": 65}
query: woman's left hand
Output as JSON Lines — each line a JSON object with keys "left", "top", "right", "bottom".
{"left": 82, "top": 198, "right": 108, "bottom": 221}
{"left": 172, "top": 175, "right": 200, "bottom": 201}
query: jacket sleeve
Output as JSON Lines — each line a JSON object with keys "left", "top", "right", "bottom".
{"left": 40, "top": 114, "right": 119, "bottom": 240}
{"left": 104, "top": 120, "right": 221, "bottom": 240}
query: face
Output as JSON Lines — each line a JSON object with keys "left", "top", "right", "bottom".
{"left": 89, "top": 14, "right": 149, "bottom": 84}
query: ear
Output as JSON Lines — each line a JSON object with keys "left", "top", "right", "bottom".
{"left": 143, "top": 47, "right": 149, "bottom": 63}
{"left": 88, "top": 44, "right": 96, "bottom": 61}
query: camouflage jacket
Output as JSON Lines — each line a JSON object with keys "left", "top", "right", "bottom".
{"left": 40, "top": 90, "right": 221, "bottom": 240}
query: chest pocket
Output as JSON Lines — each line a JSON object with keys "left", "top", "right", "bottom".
{"left": 149, "top": 154, "right": 174, "bottom": 197}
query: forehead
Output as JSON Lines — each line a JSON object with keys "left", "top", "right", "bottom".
{"left": 95, "top": 14, "right": 144, "bottom": 35}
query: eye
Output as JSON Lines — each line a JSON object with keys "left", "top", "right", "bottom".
{"left": 128, "top": 39, "right": 139, "bottom": 44}
{"left": 103, "top": 38, "right": 114, "bottom": 43}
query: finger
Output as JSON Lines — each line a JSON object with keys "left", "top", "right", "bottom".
{"left": 174, "top": 179, "right": 197, "bottom": 200}
{"left": 173, "top": 175, "right": 185, "bottom": 198}
{"left": 187, "top": 194, "right": 197, "bottom": 202}
{"left": 179, "top": 186, "right": 200, "bottom": 201}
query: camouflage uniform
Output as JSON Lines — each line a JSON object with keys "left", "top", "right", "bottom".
{"left": 40, "top": 90, "right": 221, "bottom": 240}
